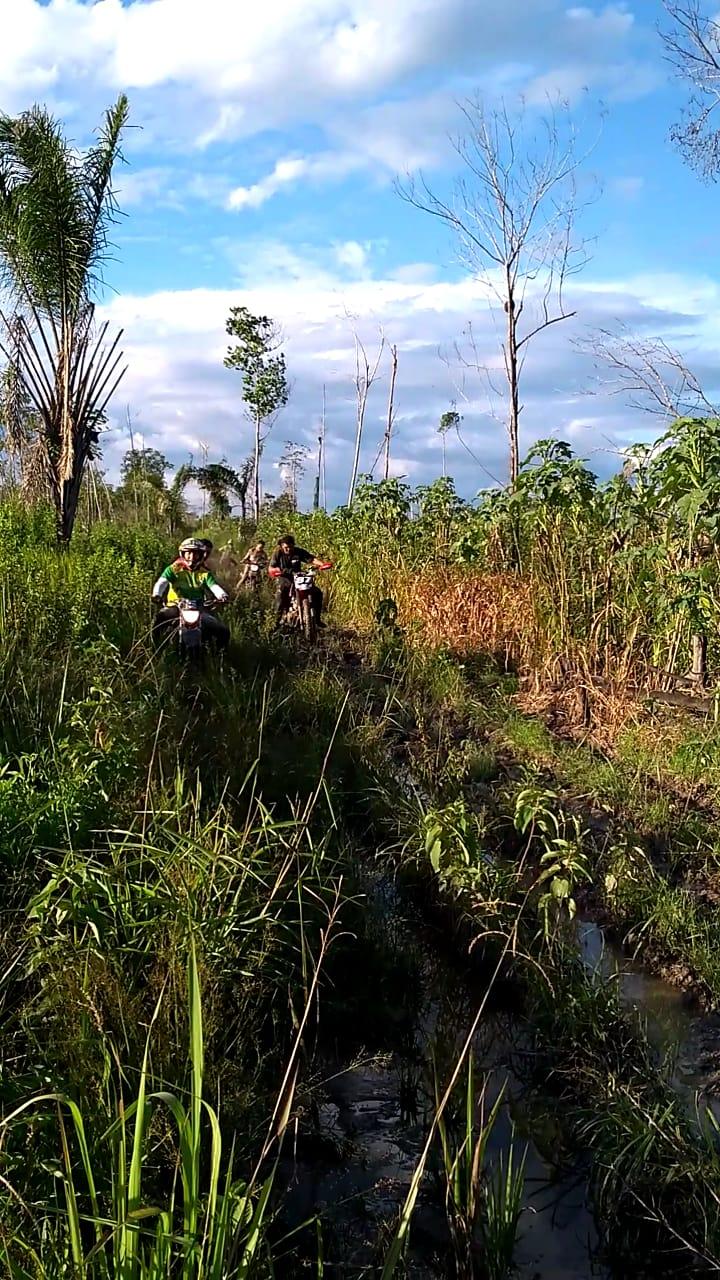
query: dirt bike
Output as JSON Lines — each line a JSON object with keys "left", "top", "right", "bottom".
{"left": 172, "top": 598, "right": 224, "bottom": 663}
{"left": 279, "top": 564, "right": 331, "bottom": 643}
{"left": 243, "top": 562, "right": 264, "bottom": 592}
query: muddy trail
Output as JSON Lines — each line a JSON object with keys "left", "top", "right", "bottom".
{"left": 578, "top": 919, "right": 720, "bottom": 1110}
{"left": 266, "top": 626, "right": 720, "bottom": 1274}
{"left": 277, "top": 871, "right": 611, "bottom": 1279}
{"left": 274, "top": 858, "right": 720, "bottom": 1278}
{"left": 331, "top": 628, "right": 720, "bottom": 1010}
{"left": 166, "top": 610, "right": 720, "bottom": 1274}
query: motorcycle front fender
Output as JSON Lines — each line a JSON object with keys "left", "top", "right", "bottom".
{"left": 179, "top": 626, "right": 203, "bottom": 649}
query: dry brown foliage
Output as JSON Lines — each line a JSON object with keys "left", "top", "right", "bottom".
{"left": 397, "top": 567, "right": 649, "bottom": 744}
{"left": 515, "top": 679, "right": 644, "bottom": 752}
{"left": 397, "top": 568, "right": 535, "bottom": 666}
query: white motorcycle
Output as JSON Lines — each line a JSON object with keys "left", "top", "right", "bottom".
{"left": 174, "top": 598, "right": 221, "bottom": 662}
{"left": 244, "top": 561, "right": 263, "bottom": 592}
{"left": 281, "top": 564, "right": 331, "bottom": 643}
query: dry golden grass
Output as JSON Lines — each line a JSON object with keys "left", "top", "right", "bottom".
{"left": 397, "top": 569, "right": 536, "bottom": 665}
{"left": 515, "top": 678, "right": 644, "bottom": 752}
{"left": 398, "top": 567, "right": 649, "bottom": 744}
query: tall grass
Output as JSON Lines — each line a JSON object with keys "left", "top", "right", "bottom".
{"left": 250, "top": 425, "right": 720, "bottom": 695}
{"left": 5, "top": 452, "right": 720, "bottom": 1278}
{"left": 0, "top": 504, "right": 358, "bottom": 1274}
{"left": 435, "top": 1060, "right": 526, "bottom": 1280}
{"left": 3, "top": 946, "right": 282, "bottom": 1278}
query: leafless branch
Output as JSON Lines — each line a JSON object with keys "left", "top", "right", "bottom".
{"left": 399, "top": 93, "right": 599, "bottom": 483}
{"left": 576, "top": 323, "right": 716, "bottom": 419}
{"left": 662, "top": 1, "right": 720, "bottom": 178}
{"left": 382, "top": 343, "right": 399, "bottom": 481}
{"left": 347, "top": 325, "right": 385, "bottom": 504}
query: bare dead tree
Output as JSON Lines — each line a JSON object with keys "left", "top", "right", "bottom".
{"left": 661, "top": 2, "right": 720, "bottom": 179}
{"left": 382, "top": 344, "right": 399, "bottom": 481}
{"left": 347, "top": 329, "right": 385, "bottom": 505}
{"left": 399, "top": 95, "right": 595, "bottom": 484}
{"left": 278, "top": 440, "right": 308, "bottom": 510}
{"left": 577, "top": 324, "right": 716, "bottom": 419}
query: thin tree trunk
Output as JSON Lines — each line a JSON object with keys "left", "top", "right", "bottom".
{"left": 348, "top": 334, "right": 384, "bottom": 506}
{"left": 59, "top": 471, "right": 83, "bottom": 543}
{"left": 315, "top": 386, "right": 325, "bottom": 510}
{"left": 382, "top": 344, "right": 398, "bottom": 481}
{"left": 253, "top": 413, "right": 261, "bottom": 522}
{"left": 505, "top": 287, "right": 520, "bottom": 486}
{"left": 690, "top": 633, "right": 708, "bottom": 688}
{"left": 321, "top": 387, "right": 327, "bottom": 510}
{"left": 348, "top": 397, "right": 366, "bottom": 506}
{"left": 313, "top": 435, "right": 321, "bottom": 511}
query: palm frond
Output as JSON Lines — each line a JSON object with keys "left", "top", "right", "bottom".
{"left": 79, "top": 94, "right": 129, "bottom": 296}
{"left": 0, "top": 97, "right": 129, "bottom": 538}
{"left": 0, "top": 107, "right": 83, "bottom": 323}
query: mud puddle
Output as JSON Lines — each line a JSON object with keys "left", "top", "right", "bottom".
{"left": 278, "top": 880, "right": 609, "bottom": 1278}
{"left": 578, "top": 918, "right": 720, "bottom": 1120}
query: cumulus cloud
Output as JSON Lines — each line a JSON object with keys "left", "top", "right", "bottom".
{"left": 332, "top": 241, "right": 373, "bottom": 277}
{"left": 227, "top": 158, "right": 312, "bottom": 211}
{"left": 0, "top": 0, "right": 656, "bottom": 159}
{"left": 96, "top": 247, "right": 720, "bottom": 508}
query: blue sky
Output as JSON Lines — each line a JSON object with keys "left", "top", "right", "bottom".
{"left": 4, "top": 0, "right": 720, "bottom": 506}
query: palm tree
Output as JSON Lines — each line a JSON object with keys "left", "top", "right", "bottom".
{"left": 195, "top": 461, "right": 248, "bottom": 522}
{"left": 0, "top": 96, "right": 129, "bottom": 541}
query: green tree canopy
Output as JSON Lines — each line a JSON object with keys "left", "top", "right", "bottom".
{"left": 224, "top": 307, "right": 289, "bottom": 521}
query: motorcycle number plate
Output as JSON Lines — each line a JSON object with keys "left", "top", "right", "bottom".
{"left": 294, "top": 574, "right": 312, "bottom": 589}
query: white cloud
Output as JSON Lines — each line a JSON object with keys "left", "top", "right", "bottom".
{"left": 96, "top": 247, "right": 720, "bottom": 506}
{"left": 226, "top": 158, "right": 311, "bottom": 210}
{"left": 0, "top": 0, "right": 656, "bottom": 157}
{"left": 610, "top": 175, "right": 644, "bottom": 200}
{"left": 116, "top": 166, "right": 179, "bottom": 208}
{"left": 226, "top": 151, "right": 362, "bottom": 210}
{"left": 333, "top": 241, "right": 373, "bottom": 277}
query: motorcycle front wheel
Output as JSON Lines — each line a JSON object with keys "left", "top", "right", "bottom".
{"left": 178, "top": 632, "right": 204, "bottom": 665}
{"left": 299, "top": 595, "right": 316, "bottom": 644}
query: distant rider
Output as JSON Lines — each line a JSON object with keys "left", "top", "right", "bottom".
{"left": 152, "top": 537, "right": 230, "bottom": 650}
{"left": 238, "top": 539, "right": 268, "bottom": 586}
{"left": 269, "top": 533, "right": 328, "bottom": 626}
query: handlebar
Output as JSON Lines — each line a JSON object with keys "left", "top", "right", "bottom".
{"left": 152, "top": 596, "right": 225, "bottom": 610}
{"left": 268, "top": 562, "right": 332, "bottom": 579}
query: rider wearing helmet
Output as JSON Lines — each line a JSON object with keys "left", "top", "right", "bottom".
{"left": 268, "top": 533, "right": 328, "bottom": 626}
{"left": 151, "top": 537, "right": 230, "bottom": 650}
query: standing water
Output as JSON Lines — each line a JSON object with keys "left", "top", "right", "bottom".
{"left": 278, "top": 880, "right": 610, "bottom": 1277}
{"left": 578, "top": 918, "right": 720, "bottom": 1121}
